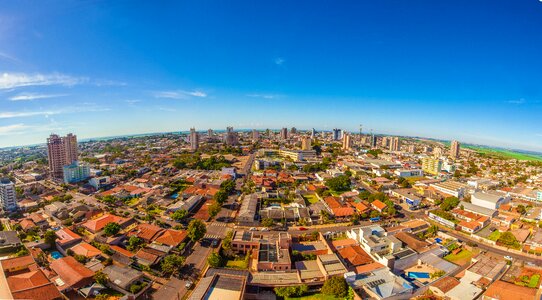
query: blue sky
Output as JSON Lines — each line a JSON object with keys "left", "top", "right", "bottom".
{"left": 1, "top": 1, "right": 542, "bottom": 151}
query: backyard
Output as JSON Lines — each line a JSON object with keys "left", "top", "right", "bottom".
{"left": 287, "top": 293, "right": 341, "bottom": 300}
{"left": 444, "top": 249, "right": 475, "bottom": 265}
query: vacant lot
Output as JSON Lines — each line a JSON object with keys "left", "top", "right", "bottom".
{"left": 303, "top": 194, "right": 320, "bottom": 205}
{"left": 444, "top": 249, "right": 474, "bottom": 265}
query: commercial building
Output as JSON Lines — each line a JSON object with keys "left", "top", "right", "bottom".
{"left": 0, "top": 178, "right": 17, "bottom": 212}
{"left": 63, "top": 162, "right": 90, "bottom": 184}
{"left": 430, "top": 181, "right": 467, "bottom": 198}
{"left": 190, "top": 127, "right": 199, "bottom": 151}
{"left": 278, "top": 149, "right": 317, "bottom": 161}
{"left": 470, "top": 191, "right": 510, "bottom": 210}
{"left": 450, "top": 140, "right": 460, "bottom": 159}
{"left": 394, "top": 169, "right": 423, "bottom": 178}
{"left": 47, "top": 133, "right": 79, "bottom": 179}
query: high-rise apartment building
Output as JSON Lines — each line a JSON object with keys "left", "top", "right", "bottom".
{"left": 342, "top": 134, "right": 352, "bottom": 150}
{"left": 311, "top": 128, "right": 316, "bottom": 139}
{"left": 389, "top": 137, "right": 400, "bottom": 152}
{"left": 225, "top": 126, "right": 238, "bottom": 145}
{"left": 290, "top": 127, "right": 297, "bottom": 134}
{"left": 47, "top": 133, "right": 78, "bottom": 179}
{"left": 280, "top": 128, "right": 288, "bottom": 140}
{"left": 408, "top": 145, "right": 416, "bottom": 153}
{"left": 252, "top": 129, "right": 260, "bottom": 142}
{"left": 207, "top": 129, "right": 213, "bottom": 136}
{"left": 190, "top": 128, "right": 199, "bottom": 151}
{"left": 422, "top": 157, "right": 442, "bottom": 175}
{"left": 381, "top": 136, "right": 390, "bottom": 148}
{"left": 63, "top": 162, "right": 90, "bottom": 184}
{"left": 450, "top": 140, "right": 460, "bottom": 159}
{"left": 301, "top": 138, "right": 312, "bottom": 150}
{"left": 0, "top": 178, "right": 17, "bottom": 212}
{"left": 433, "top": 147, "right": 443, "bottom": 158}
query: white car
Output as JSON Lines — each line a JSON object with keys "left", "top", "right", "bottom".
{"left": 260, "top": 228, "right": 269, "bottom": 231}
{"left": 504, "top": 255, "right": 512, "bottom": 260}
{"left": 249, "top": 227, "right": 257, "bottom": 231}
{"left": 185, "top": 281, "right": 193, "bottom": 289}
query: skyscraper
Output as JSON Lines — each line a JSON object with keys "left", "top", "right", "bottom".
{"left": 190, "top": 128, "right": 199, "bottom": 151}
{"left": 280, "top": 128, "right": 288, "bottom": 140}
{"left": 342, "top": 134, "right": 351, "bottom": 150}
{"left": 301, "top": 137, "right": 312, "bottom": 150}
{"left": 47, "top": 133, "right": 78, "bottom": 179}
{"left": 311, "top": 128, "right": 316, "bottom": 139}
{"left": 0, "top": 178, "right": 17, "bottom": 212}
{"left": 207, "top": 129, "right": 213, "bottom": 136}
{"left": 389, "top": 137, "right": 400, "bottom": 151}
{"left": 450, "top": 140, "right": 460, "bottom": 159}
{"left": 252, "top": 129, "right": 260, "bottom": 142}
{"left": 332, "top": 128, "right": 342, "bottom": 141}
{"left": 290, "top": 127, "right": 297, "bottom": 134}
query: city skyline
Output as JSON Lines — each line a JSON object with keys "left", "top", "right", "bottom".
{"left": 1, "top": 1, "right": 542, "bottom": 151}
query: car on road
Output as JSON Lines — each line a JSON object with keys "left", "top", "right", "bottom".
{"left": 185, "top": 281, "right": 193, "bottom": 289}
{"left": 260, "top": 228, "right": 269, "bottom": 231}
{"left": 298, "top": 227, "right": 308, "bottom": 231}
{"left": 249, "top": 227, "right": 257, "bottom": 231}
{"left": 504, "top": 255, "right": 512, "bottom": 260}
{"left": 211, "top": 239, "right": 219, "bottom": 248}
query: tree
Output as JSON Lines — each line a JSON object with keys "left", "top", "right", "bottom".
{"left": 498, "top": 231, "right": 520, "bottom": 248}
{"left": 187, "top": 219, "right": 207, "bottom": 242}
{"left": 127, "top": 236, "right": 143, "bottom": 251}
{"left": 325, "top": 175, "right": 351, "bottom": 191}
{"left": 171, "top": 209, "right": 188, "bottom": 222}
{"left": 94, "top": 271, "right": 109, "bottom": 285}
{"left": 214, "top": 190, "right": 228, "bottom": 205}
{"left": 387, "top": 207, "right": 397, "bottom": 216}
{"left": 207, "top": 252, "right": 223, "bottom": 267}
{"left": 44, "top": 230, "right": 57, "bottom": 246}
{"left": 516, "top": 205, "right": 526, "bottom": 215}
{"left": 220, "top": 180, "right": 236, "bottom": 194}
{"left": 440, "top": 197, "right": 459, "bottom": 211}
{"left": 103, "top": 222, "right": 121, "bottom": 236}
{"left": 261, "top": 218, "right": 274, "bottom": 228}
{"left": 161, "top": 254, "right": 185, "bottom": 275}
{"left": 274, "top": 285, "right": 309, "bottom": 298}
{"left": 208, "top": 202, "right": 222, "bottom": 218}
{"left": 321, "top": 276, "right": 349, "bottom": 298}
{"left": 370, "top": 210, "right": 380, "bottom": 219}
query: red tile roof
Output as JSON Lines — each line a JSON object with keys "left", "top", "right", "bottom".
{"left": 82, "top": 214, "right": 129, "bottom": 232}
{"left": 372, "top": 200, "right": 387, "bottom": 211}
{"left": 111, "top": 245, "right": 135, "bottom": 257}
{"left": 129, "top": 223, "right": 164, "bottom": 241}
{"left": 337, "top": 245, "right": 373, "bottom": 267}
{"left": 49, "top": 256, "right": 94, "bottom": 290}
{"left": 11, "top": 282, "right": 63, "bottom": 300}
{"left": 483, "top": 280, "right": 536, "bottom": 300}
{"left": 154, "top": 229, "right": 188, "bottom": 247}
{"left": 1, "top": 255, "right": 35, "bottom": 272}
{"left": 70, "top": 242, "right": 102, "bottom": 258}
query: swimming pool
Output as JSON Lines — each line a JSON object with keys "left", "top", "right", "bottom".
{"left": 170, "top": 193, "right": 179, "bottom": 199}
{"left": 51, "top": 251, "right": 63, "bottom": 260}
{"left": 408, "top": 272, "right": 430, "bottom": 279}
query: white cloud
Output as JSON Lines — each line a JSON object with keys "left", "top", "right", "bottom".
{"left": 9, "top": 93, "right": 67, "bottom": 101}
{"left": 274, "top": 57, "right": 285, "bottom": 65}
{"left": 153, "top": 90, "right": 207, "bottom": 99}
{"left": 0, "top": 111, "right": 58, "bottom": 119}
{"left": 0, "top": 123, "right": 28, "bottom": 135}
{"left": 0, "top": 52, "right": 20, "bottom": 64}
{"left": 506, "top": 98, "right": 526, "bottom": 104}
{"left": 0, "top": 72, "right": 87, "bottom": 89}
{"left": 247, "top": 94, "right": 280, "bottom": 99}
{"left": 125, "top": 99, "right": 141, "bottom": 104}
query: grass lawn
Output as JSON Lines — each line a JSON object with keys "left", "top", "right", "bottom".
{"left": 287, "top": 294, "right": 341, "bottom": 300}
{"left": 444, "top": 249, "right": 474, "bottom": 265}
{"left": 125, "top": 197, "right": 140, "bottom": 206}
{"left": 488, "top": 230, "right": 501, "bottom": 241}
{"left": 466, "top": 146, "right": 542, "bottom": 162}
{"left": 98, "top": 288, "right": 124, "bottom": 297}
{"left": 303, "top": 194, "right": 320, "bottom": 205}
{"left": 225, "top": 259, "right": 248, "bottom": 269}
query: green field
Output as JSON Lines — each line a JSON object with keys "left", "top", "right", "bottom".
{"left": 303, "top": 194, "right": 320, "bottom": 205}
{"left": 467, "top": 146, "right": 542, "bottom": 162}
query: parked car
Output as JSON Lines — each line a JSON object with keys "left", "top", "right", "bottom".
{"left": 249, "top": 227, "right": 257, "bottom": 231}
{"left": 185, "top": 281, "right": 193, "bottom": 289}
{"left": 504, "top": 255, "right": 512, "bottom": 260}
{"left": 298, "top": 227, "right": 308, "bottom": 231}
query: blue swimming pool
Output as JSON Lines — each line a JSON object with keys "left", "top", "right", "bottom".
{"left": 170, "top": 193, "right": 179, "bottom": 199}
{"left": 51, "top": 251, "right": 63, "bottom": 260}
{"left": 408, "top": 272, "right": 430, "bottom": 279}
